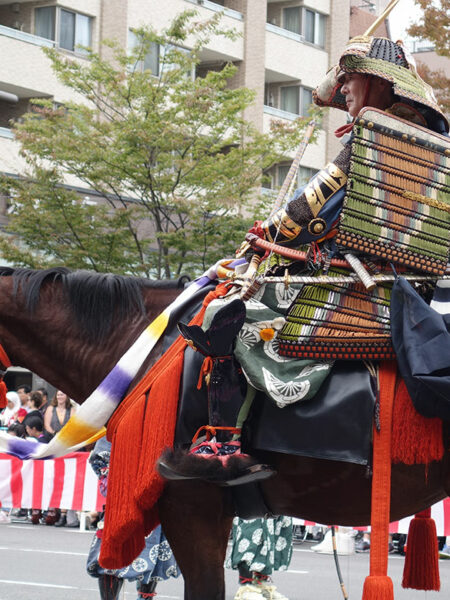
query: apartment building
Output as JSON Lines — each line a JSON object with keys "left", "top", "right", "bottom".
{"left": 0, "top": 0, "right": 354, "bottom": 204}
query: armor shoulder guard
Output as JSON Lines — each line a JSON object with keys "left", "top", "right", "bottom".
{"left": 336, "top": 107, "right": 450, "bottom": 275}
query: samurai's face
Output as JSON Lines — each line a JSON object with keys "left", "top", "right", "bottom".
{"left": 340, "top": 72, "right": 394, "bottom": 118}
{"left": 340, "top": 73, "right": 370, "bottom": 117}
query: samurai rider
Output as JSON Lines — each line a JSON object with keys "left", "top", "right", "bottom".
{"left": 158, "top": 32, "right": 449, "bottom": 487}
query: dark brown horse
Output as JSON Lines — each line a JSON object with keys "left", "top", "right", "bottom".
{"left": 0, "top": 266, "right": 449, "bottom": 600}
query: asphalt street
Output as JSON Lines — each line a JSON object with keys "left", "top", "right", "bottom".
{"left": 1, "top": 521, "right": 450, "bottom": 599}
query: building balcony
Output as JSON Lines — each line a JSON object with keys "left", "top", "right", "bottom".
{"left": 184, "top": 0, "right": 243, "bottom": 21}
{"left": 263, "top": 105, "right": 300, "bottom": 122}
{"left": 0, "top": 24, "right": 84, "bottom": 103}
{"left": 265, "top": 23, "right": 328, "bottom": 88}
{"left": 128, "top": 0, "right": 244, "bottom": 63}
{"left": 182, "top": 0, "right": 245, "bottom": 62}
{"left": 0, "top": 132, "right": 26, "bottom": 176}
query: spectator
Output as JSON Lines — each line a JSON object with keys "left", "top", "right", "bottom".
{"left": 36, "top": 387, "right": 50, "bottom": 417}
{"left": 7, "top": 422, "right": 26, "bottom": 438}
{"left": 23, "top": 416, "right": 50, "bottom": 524}
{"left": 44, "top": 390, "right": 76, "bottom": 438}
{"left": 43, "top": 390, "right": 77, "bottom": 528}
{"left": 16, "top": 385, "right": 31, "bottom": 410}
{"left": 355, "top": 532, "right": 395, "bottom": 553}
{"left": 1, "top": 392, "right": 21, "bottom": 426}
{"left": 25, "top": 415, "right": 51, "bottom": 443}
{"left": 6, "top": 421, "right": 28, "bottom": 520}
{"left": 24, "top": 391, "right": 44, "bottom": 425}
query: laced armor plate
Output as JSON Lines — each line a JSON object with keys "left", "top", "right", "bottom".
{"left": 335, "top": 107, "right": 450, "bottom": 275}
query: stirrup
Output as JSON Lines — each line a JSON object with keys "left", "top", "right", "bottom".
{"left": 157, "top": 442, "right": 276, "bottom": 487}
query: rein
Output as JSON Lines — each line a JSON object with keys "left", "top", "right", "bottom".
{"left": 246, "top": 233, "right": 349, "bottom": 269}
{"left": 246, "top": 233, "right": 450, "bottom": 279}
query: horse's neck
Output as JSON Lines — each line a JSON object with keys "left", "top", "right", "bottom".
{"left": 0, "top": 279, "right": 178, "bottom": 403}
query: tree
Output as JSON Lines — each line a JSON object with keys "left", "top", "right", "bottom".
{"left": 408, "top": 0, "right": 449, "bottom": 57}
{"left": 407, "top": 1, "right": 450, "bottom": 118}
{"left": 0, "top": 11, "right": 318, "bottom": 279}
{"left": 416, "top": 62, "right": 450, "bottom": 115}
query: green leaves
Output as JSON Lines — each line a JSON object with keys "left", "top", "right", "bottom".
{"left": 2, "top": 11, "right": 319, "bottom": 279}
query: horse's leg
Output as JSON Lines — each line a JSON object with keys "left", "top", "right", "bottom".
{"left": 158, "top": 481, "right": 234, "bottom": 600}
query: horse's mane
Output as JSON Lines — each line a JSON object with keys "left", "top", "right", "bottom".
{"left": 0, "top": 266, "right": 190, "bottom": 342}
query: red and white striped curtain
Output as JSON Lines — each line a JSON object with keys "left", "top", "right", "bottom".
{"left": 0, "top": 452, "right": 103, "bottom": 511}
{"left": 296, "top": 499, "right": 450, "bottom": 536}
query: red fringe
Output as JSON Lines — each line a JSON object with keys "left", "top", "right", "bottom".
{"left": 99, "top": 283, "right": 229, "bottom": 569}
{"left": 99, "top": 394, "right": 147, "bottom": 568}
{"left": 135, "top": 350, "right": 184, "bottom": 512}
{"left": 362, "top": 576, "right": 394, "bottom": 600}
{"left": 362, "top": 361, "right": 396, "bottom": 600}
{"left": 391, "top": 379, "right": 443, "bottom": 465}
{"left": 402, "top": 507, "right": 440, "bottom": 591}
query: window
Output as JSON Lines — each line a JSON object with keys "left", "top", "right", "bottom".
{"left": 277, "top": 165, "right": 291, "bottom": 187}
{"left": 283, "top": 7, "right": 301, "bottom": 35}
{"left": 304, "top": 9, "right": 326, "bottom": 47}
{"left": 35, "top": 6, "right": 55, "bottom": 40}
{"left": 298, "top": 166, "right": 317, "bottom": 186}
{"left": 263, "top": 165, "right": 317, "bottom": 191}
{"left": 280, "top": 6, "right": 326, "bottom": 47}
{"left": 280, "top": 86, "right": 299, "bottom": 115}
{"left": 301, "top": 87, "right": 313, "bottom": 117}
{"left": 34, "top": 7, "right": 92, "bottom": 53}
{"left": 280, "top": 85, "right": 313, "bottom": 116}
{"left": 128, "top": 30, "right": 160, "bottom": 75}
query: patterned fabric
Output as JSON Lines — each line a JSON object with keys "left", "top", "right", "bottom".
{"left": 203, "top": 287, "right": 333, "bottom": 408}
{"left": 336, "top": 109, "right": 450, "bottom": 275}
{"left": 86, "top": 436, "right": 180, "bottom": 583}
{"left": 260, "top": 149, "right": 350, "bottom": 249}
{"left": 87, "top": 524, "right": 180, "bottom": 582}
{"left": 227, "top": 517, "right": 293, "bottom": 575}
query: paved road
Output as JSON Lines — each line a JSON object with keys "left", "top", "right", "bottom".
{"left": 0, "top": 521, "right": 450, "bottom": 599}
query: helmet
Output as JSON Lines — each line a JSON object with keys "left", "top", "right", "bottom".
{"left": 313, "top": 35, "right": 448, "bottom": 133}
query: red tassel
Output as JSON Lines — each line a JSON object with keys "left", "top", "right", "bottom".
{"left": 391, "top": 379, "right": 443, "bottom": 465}
{"left": 362, "top": 575, "right": 394, "bottom": 600}
{"left": 135, "top": 350, "right": 184, "bottom": 511}
{"left": 362, "top": 362, "right": 396, "bottom": 600}
{"left": 402, "top": 508, "right": 440, "bottom": 591}
{"left": 99, "top": 394, "right": 147, "bottom": 569}
{"left": 0, "top": 381, "right": 7, "bottom": 409}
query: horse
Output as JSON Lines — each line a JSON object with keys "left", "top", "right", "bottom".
{"left": 0, "top": 266, "right": 449, "bottom": 600}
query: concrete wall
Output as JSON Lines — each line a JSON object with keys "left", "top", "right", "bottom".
{"left": 127, "top": 0, "right": 244, "bottom": 62}
{"left": 265, "top": 30, "right": 328, "bottom": 87}
{"left": 324, "top": 0, "right": 350, "bottom": 162}
{"left": 414, "top": 50, "right": 450, "bottom": 76}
